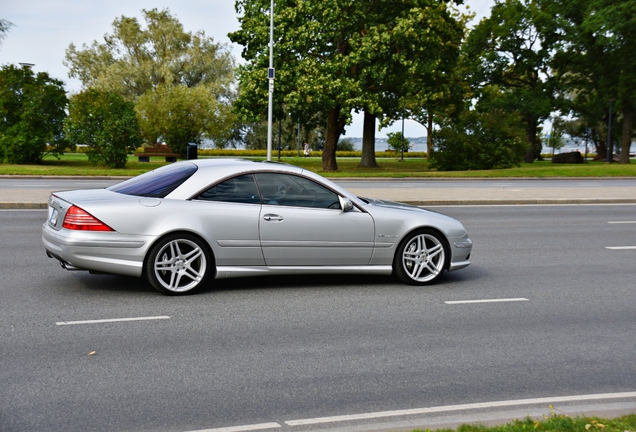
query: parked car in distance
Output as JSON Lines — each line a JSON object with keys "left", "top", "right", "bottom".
{"left": 42, "top": 159, "right": 472, "bottom": 295}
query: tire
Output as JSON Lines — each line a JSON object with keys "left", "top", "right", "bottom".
{"left": 145, "top": 233, "right": 212, "bottom": 295}
{"left": 393, "top": 229, "right": 448, "bottom": 285}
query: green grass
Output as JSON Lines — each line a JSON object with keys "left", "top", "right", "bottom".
{"left": 1, "top": 152, "right": 635, "bottom": 177}
{"left": 415, "top": 412, "right": 636, "bottom": 432}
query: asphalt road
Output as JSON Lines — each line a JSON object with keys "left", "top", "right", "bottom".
{"left": 1, "top": 205, "right": 635, "bottom": 432}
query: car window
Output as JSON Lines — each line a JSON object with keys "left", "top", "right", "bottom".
{"left": 195, "top": 174, "right": 261, "bottom": 204}
{"left": 254, "top": 172, "right": 341, "bottom": 209}
{"left": 108, "top": 163, "right": 198, "bottom": 198}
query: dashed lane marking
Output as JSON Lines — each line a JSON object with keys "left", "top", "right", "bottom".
{"left": 185, "top": 422, "right": 281, "bottom": 432}
{"left": 56, "top": 316, "right": 170, "bottom": 325}
{"left": 444, "top": 298, "right": 529, "bottom": 305}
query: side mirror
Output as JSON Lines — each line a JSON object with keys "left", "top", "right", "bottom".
{"left": 339, "top": 196, "right": 354, "bottom": 212}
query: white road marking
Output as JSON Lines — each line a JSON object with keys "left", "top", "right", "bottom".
{"left": 284, "top": 391, "right": 636, "bottom": 426}
{"left": 445, "top": 298, "right": 529, "bottom": 305}
{"left": 606, "top": 246, "right": 636, "bottom": 250}
{"left": 56, "top": 316, "right": 170, "bottom": 325}
{"left": 186, "top": 422, "right": 281, "bottom": 432}
{"left": 608, "top": 221, "right": 636, "bottom": 224}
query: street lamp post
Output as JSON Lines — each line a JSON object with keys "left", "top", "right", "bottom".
{"left": 266, "top": 0, "right": 275, "bottom": 162}
{"left": 606, "top": 99, "right": 614, "bottom": 163}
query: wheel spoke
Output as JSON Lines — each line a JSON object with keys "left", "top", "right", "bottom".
{"left": 400, "top": 233, "right": 445, "bottom": 283}
{"left": 152, "top": 238, "right": 208, "bottom": 293}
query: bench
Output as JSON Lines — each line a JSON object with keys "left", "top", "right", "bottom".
{"left": 134, "top": 147, "right": 180, "bottom": 163}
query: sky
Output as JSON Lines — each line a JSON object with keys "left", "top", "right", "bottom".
{"left": 1, "top": 0, "right": 495, "bottom": 138}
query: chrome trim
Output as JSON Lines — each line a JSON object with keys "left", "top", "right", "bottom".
{"left": 260, "top": 241, "right": 375, "bottom": 248}
{"left": 216, "top": 240, "right": 262, "bottom": 248}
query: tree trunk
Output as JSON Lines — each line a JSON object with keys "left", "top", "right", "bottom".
{"left": 358, "top": 110, "right": 379, "bottom": 168}
{"left": 619, "top": 105, "right": 633, "bottom": 164}
{"left": 427, "top": 114, "right": 433, "bottom": 158}
{"left": 523, "top": 114, "right": 538, "bottom": 163}
{"left": 323, "top": 107, "right": 342, "bottom": 172}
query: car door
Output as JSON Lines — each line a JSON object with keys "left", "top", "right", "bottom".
{"left": 254, "top": 172, "right": 375, "bottom": 266}
{"left": 192, "top": 173, "right": 265, "bottom": 266}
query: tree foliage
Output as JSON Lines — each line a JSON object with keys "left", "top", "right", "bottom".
{"left": 230, "top": 0, "right": 466, "bottom": 171}
{"left": 430, "top": 108, "right": 528, "bottom": 171}
{"left": 386, "top": 132, "right": 410, "bottom": 153}
{"left": 463, "top": 0, "right": 559, "bottom": 163}
{"left": 64, "top": 8, "right": 236, "bottom": 151}
{"left": 135, "top": 84, "right": 234, "bottom": 156}
{"left": 0, "top": 64, "right": 67, "bottom": 164}
{"left": 0, "top": 19, "right": 13, "bottom": 48}
{"left": 65, "top": 89, "right": 141, "bottom": 168}
{"left": 548, "top": 0, "right": 636, "bottom": 163}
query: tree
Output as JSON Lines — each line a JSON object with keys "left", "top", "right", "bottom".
{"left": 378, "top": 5, "right": 470, "bottom": 159}
{"left": 386, "top": 132, "right": 410, "bottom": 154}
{"left": 463, "top": 0, "right": 559, "bottom": 163}
{"left": 430, "top": 108, "right": 528, "bottom": 171}
{"left": 64, "top": 8, "right": 235, "bottom": 149}
{"left": 584, "top": 0, "right": 636, "bottom": 163}
{"left": 65, "top": 89, "right": 141, "bottom": 168}
{"left": 230, "top": 0, "right": 465, "bottom": 172}
{"left": 0, "top": 19, "right": 13, "bottom": 48}
{"left": 135, "top": 84, "right": 234, "bottom": 156}
{"left": 0, "top": 64, "right": 67, "bottom": 164}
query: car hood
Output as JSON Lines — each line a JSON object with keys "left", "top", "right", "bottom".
{"left": 360, "top": 196, "right": 467, "bottom": 238}
{"left": 360, "top": 196, "right": 447, "bottom": 216}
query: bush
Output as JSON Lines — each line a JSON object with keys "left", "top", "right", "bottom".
{"left": 387, "top": 132, "right": 411, "bottom": 153}
{"left": 0, "top": 64, "right": 67, "bottom": 164}
{"left": 64, "top": 89, "right": 141, "bottom": 168}
{"left": 337, "top": 138, "right": 356, "bottom": 151}
{"left": 430, "top": 109, "right": 528, "bottom": 171}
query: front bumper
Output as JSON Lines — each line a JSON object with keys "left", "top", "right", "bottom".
{"left": 448, "top": 234, "right": 472, "bottom": 272}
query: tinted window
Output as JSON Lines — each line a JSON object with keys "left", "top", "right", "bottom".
{"left": 254, "top": 173, "right": 341, "bottom": 209}
{"left": 108, "top": 163, "right": 198, "bottom": 198}
{"left": 195, "top": 174, "right": 261, "bottom": 204}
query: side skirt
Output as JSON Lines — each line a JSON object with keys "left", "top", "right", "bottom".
{"left": 215, "top": 265, "right": 393, "bottom": 280}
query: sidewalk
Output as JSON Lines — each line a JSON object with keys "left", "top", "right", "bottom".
{"left": 1, "top": 177, "right": 636, "bottom": 209}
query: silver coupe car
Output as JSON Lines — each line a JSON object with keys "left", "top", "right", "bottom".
{"left": 42, "top": 159, "right": 472, "bottom": 295}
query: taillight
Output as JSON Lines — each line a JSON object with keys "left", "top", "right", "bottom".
{"left": 62, "top": 206, "right": 114, "bottom": 231}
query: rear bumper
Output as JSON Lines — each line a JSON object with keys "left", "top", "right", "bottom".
{"left": 42, "top": 223, "right": 152, "bottom": 277}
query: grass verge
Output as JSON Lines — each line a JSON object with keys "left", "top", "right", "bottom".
{"left": 1, "top": 153, "right": 635, "bottom": 178}
{"left": 414, "top": 412, "right": 636, "bottom": 432}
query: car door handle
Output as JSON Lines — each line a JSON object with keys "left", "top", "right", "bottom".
{"left": 263, "top": 214, "right": 284, "bottom": 221}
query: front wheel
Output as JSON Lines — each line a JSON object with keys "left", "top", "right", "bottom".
{"left": 145, "top": 234, "right": 212, "bottom": 295}
{"left": 394, "top": 229, "right": 448, "bottom": 285}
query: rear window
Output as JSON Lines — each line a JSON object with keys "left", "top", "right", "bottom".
{"left": 108, "top": 163, "right": 198, "bottom": 198}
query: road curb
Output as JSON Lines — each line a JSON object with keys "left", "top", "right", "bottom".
{"left": 0, "top": 202, "right": 48, "bottom": 209}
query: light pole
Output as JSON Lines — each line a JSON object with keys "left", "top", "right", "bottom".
{"left": 606, "top": 99, "right": 614, "bottom": 163}
{"left": 266, "top": 0, "right": 275, "bottom": 162}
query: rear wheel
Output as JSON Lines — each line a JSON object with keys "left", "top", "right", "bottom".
{"left": 394, "top": 229, "right": 448, "bottom": 285}
{"left": 145, "top": 233, "right": 212, "bottom": 295}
